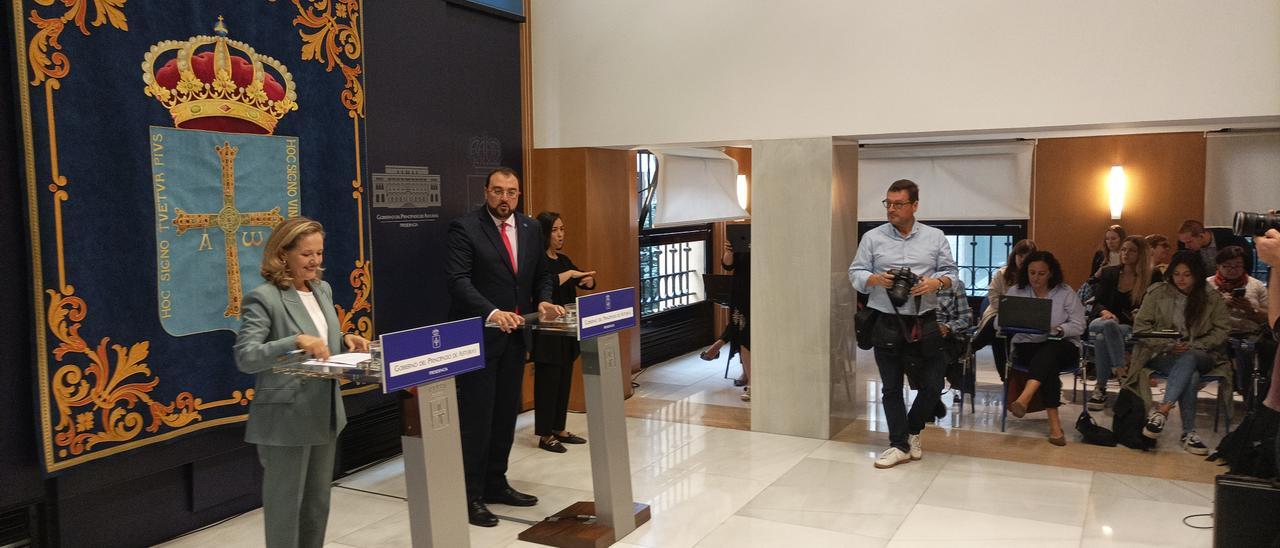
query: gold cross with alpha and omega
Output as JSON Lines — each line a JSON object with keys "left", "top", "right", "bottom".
{"left": 172, "top": 142, "right": 283, "bottom": 318}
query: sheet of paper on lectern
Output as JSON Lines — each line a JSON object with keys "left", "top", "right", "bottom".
{"left": 302, "top": 352, "right": 371, "bottom": 368}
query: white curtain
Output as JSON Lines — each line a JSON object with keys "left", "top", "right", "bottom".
{"left": 857, "top": 142, "right": 1034, "bottom": 221}
{"left": 1204, "top": 132, "right": 1280, "bottom": 227}
{"left": 650, "top": 148, "right": 749, "bottom": 228}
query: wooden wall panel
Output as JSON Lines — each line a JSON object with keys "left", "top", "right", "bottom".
{"left": 528, "top": 148, "right": 640, "bottom": 407}
{"left": 1032, "top": 133, "right": 1206, "bottom": 288}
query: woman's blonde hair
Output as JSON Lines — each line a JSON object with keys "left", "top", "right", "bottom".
{"left": 260, "top": 217, "right": 325, "bottom": 289}
{"left": 1123, "top": 235, "right": 1154, "bottom": 306}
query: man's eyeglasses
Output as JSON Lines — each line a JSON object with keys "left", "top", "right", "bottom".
{"left": 881, "top": 199, "right": 916, "bottom": 210}
{"left": 488, "top": 188, "right": 521, "bottom": 198}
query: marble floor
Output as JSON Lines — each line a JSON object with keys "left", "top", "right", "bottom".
{"left": 156, "top": 349, "right": 1233, "bottom": 547}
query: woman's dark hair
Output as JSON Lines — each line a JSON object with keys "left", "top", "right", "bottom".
{"left": 1166, "top": 250, "right": 1209, "bottom": 328}
{"left": 536, "top": 211, "right": 561, "bottom": 251}
{"left": 1215, "top": 245, "right": 1248, "bottom": 266}
{"left": 1001, "top": 239, "right": 1038, "bottom": 286}
{"left": 1016, "top": 250, "right": 1064, "bottom": 290}
{"left": 1094, "top": 224, "right": 1127, "bottom": 257}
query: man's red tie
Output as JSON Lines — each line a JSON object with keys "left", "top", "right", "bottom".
{"left": 500, "top": 221, "right": 517, "bottom": 275}
{"left": 500, "top": 221, "right": 518, "bottom": 314}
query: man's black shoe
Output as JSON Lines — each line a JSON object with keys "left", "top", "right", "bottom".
{"left": 484, "top": 486, "right": 538, "bottom": 507}
{"left": 468, "top": 499, "right": 498, "bottom": 527}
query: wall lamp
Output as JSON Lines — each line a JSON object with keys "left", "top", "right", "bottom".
{"left": 1107, "top": 165, "right": 1127, "bottom": 219}
{"left": 736, "top": 174, "right": 749, "bottom": 210}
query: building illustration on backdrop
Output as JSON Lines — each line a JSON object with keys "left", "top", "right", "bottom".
{"left": 372, "top": 165, "right": 442, "bottom": 208}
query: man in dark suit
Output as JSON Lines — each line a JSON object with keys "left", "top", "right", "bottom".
{"left": 446, "top": 167, "right": 562, "bottom": 527}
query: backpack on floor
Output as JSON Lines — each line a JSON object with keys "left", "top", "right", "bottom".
{"left": 1112, "top": 388, "right": 1155, "bottom": 451}
{"left": 1076, "top": 410, "right": 1118, "bottom": 447}
{"left": 1210, "top": 407, "right": 1279, "bottom": 479}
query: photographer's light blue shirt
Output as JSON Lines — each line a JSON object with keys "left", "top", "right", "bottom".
{"left": 849, "top": 221, "right": 958, "bottom": 316}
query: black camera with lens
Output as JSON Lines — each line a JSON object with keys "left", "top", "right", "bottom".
{"left": 886, "top": 267, "right": 920, "bottom": 308}
{"left": 1233, "top": 210, "right": 1280, "bottom": 237}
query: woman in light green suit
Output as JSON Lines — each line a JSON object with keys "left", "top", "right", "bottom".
{"left": 234, "top": 217, "right": 370, "bottom": 548}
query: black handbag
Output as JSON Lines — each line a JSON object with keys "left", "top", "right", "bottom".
{"left": 1076, "top": 410, "right": 1117, "bottom": 447}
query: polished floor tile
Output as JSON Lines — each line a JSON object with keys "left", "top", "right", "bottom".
{"left": 735, "top": 506, "right": 906, "bottom": 541}
{"left": 941, "top": 453, "right": 1094, "bottom": 484}
{"left": 633, "top": 352, "right": 749, "bottom": 409}
{"left": 741, "top": 455, "right": 945, "bottom": 518}
{"left": 892, "top": 503, "right": 1082, "bottom": 542}
{"left": 919, "top": 468, "right": 1091, "bottom": 527}
{"left": 694, "top": 515, "right": 888, "bottom": 547}
{"left": 1081, "top": 492, "right": 1213, "bottom": 547}
{"left": 1090, "top": 472, "right": 1214, "bottom": 507}
{"left": 646, "top": 427, "right": 825, "bottom": 483}
{"left": 620, "top": 466, "right": 770, "bottom": 548}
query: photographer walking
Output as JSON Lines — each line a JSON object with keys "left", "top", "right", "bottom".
{"left": 849, "top": 179, "right": 958, "bottom": 469}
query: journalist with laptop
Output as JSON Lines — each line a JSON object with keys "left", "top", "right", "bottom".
{"left": 998, "top": 251, "right": 1086, "bottom": 446}
{"left": 849, "top": 179, "right": 958, "bottom": 469}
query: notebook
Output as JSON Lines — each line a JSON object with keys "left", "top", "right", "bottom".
{"left": 998, "top": 295, "right": 1053, "bottom": 333}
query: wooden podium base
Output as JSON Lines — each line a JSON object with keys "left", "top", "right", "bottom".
{"left": 517, "top": 501, "right": 651, "bottom": 548}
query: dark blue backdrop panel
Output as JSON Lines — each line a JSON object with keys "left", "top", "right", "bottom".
{"left": 365, "top": 0, "right": 523, "bottom": 335}
{"left": 12, "top": 0, "right": 371, "bottom": 473}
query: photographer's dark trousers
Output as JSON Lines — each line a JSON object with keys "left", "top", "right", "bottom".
{"left": 872, "top": 311, "right": 946, "bottom": 453}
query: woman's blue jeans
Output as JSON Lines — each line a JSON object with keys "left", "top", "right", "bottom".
{"left": 1148, "top": 350, "right": 1213, "bottom": 434}
{"left": 1088, "top": 317, "right": 1131, "bottom": 389}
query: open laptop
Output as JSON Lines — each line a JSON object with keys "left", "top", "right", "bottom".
{"left": 998, "top": 295, "right": 1053, "bottom": 333}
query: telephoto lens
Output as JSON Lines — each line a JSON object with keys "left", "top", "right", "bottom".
{"left": 1233, "top": 210, "right": 1280, "bottom": 236}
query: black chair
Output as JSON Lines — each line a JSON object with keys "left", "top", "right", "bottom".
{"left": 998, "top": 327, "right": 1085, "bottom": 432}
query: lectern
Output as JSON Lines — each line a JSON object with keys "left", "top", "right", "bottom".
{"left": 276, "top": 317, "right": 486, "bottom": 548}
{"left": 514, "top": 288, "right": 650, "bottom": 548}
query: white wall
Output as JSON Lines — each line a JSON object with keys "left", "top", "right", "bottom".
{"left": 531, "top": 1, "right": 1280, "bottom": 148}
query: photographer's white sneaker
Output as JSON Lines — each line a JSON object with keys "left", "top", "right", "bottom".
{"left": 874, "top": 447, "right": 911, "bottom": 469}
{"left": 908, "top": 433, "right": 922, "bottom": 460}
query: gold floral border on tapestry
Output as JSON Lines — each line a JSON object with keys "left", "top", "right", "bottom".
{"left": 288, "top": 0, "right": 372, "bottom": 345}
{"left": 14, "top": 0, "right": 374, "bottom": 471}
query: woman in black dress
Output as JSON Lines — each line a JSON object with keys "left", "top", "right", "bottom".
{"left": 531, "top": 212, "right": 596, "bottom": 453}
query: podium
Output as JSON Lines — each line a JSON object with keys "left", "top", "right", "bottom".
{"left": 511, "top": 290, "right": 650, "bottom": 548}
{"left": 275, "top": 318, "right": 485, "bottom": 548}
{"left": 273, "top": 288, "right": 645, "bottom": 548}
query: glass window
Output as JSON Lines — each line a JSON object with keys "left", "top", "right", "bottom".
{"left": 637, "top": 150, "right": 711, "bottom": 316}
{"left": 639, "top": 240, "right": 707, "bottom": 316}
{"left": 947, "top": 234, "right": 1014, "bottom": 298}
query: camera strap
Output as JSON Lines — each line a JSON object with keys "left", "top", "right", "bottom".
{"left": 889, "top": 295, "right": 924, "bottom": 343}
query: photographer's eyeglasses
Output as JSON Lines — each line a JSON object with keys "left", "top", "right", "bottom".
{"left": 881, "top": 199, "right": 916, "bottom": 210}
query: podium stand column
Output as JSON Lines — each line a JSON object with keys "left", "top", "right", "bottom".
{"left": 402, "top": 377, "right": 470, "bottom": 548}
{"left": 579, "top": 332, "right": 636, "bottom": 538}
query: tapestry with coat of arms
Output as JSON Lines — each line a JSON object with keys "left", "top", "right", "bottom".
{"left": 9, "top": 0, "right": 373, "bottom": 472}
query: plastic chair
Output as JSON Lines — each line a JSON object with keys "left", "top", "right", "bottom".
{"left": 998, "top": 328, "right": 1086, "bottom": 432}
